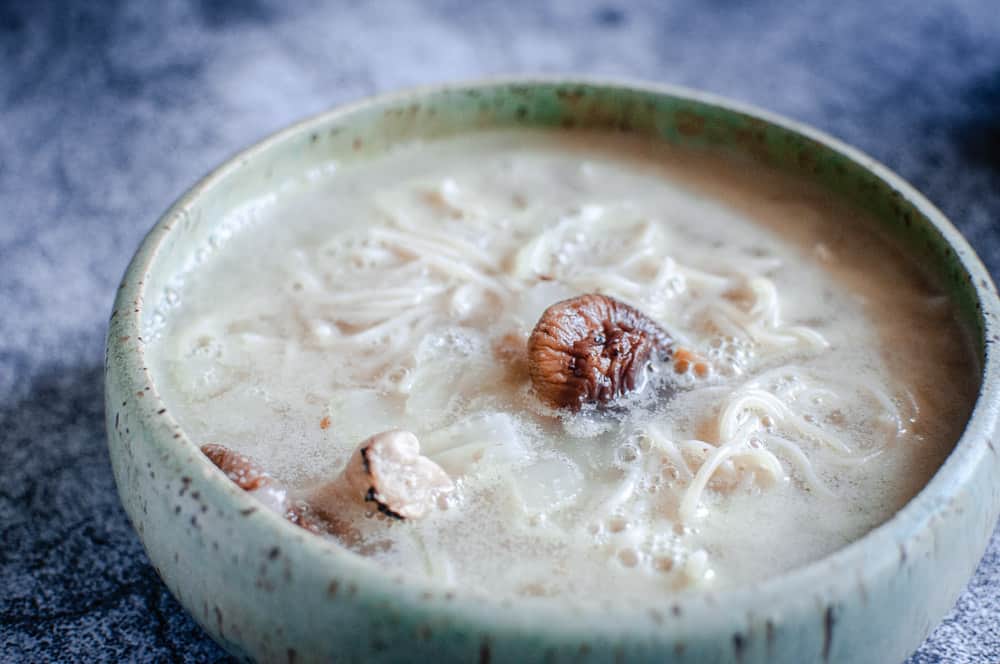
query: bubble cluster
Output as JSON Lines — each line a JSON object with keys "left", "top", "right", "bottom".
{"left": 707, "top": 335, "right": 754, "bottom": 376}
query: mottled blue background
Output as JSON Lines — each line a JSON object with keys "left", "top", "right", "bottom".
{"left": 2, "top": 1, "right": 999, "bottom": 661}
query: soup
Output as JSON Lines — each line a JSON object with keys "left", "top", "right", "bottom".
{"left": 146, "top": 129, "right": 977, "bottom": 603}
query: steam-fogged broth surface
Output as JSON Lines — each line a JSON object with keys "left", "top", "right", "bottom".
{"left": 146, "top": 129, "right": 977, "bottom": 602}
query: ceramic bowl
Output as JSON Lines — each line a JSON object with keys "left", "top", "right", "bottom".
{"left": 105, "top": 78, "right": 1000, "bottom": 663}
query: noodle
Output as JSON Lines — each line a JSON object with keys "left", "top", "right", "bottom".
{"left": 291, "top": 177, "right": 899, "bottom": 529}
{"left": 151, "top": 130, "right": 973, "bottom": 598}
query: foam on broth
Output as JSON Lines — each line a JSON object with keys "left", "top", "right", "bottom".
{"left": 146, "top": 129, "right": 977, "bottom": 602}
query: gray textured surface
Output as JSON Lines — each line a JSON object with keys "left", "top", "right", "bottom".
{"left": 2, "top": 1, "right": 999, "bottom": 661}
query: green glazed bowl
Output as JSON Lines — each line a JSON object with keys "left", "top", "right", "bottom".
{"left": 105, "top": 78, "right": 1000, "bottom": 663}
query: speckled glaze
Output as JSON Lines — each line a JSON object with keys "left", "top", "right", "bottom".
{"left": 105, "top": 79, "right": 1000, "bottom": 663}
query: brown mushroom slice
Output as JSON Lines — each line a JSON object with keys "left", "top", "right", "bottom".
{"left": 284, "top": 500, "right": 329, "bottom": 535}
{"left": 201, "top": 443, "right": 272, "bottom": 491}
{"left": 200, "top": 443, "right": 289, "bottom": 518}
{"left": 527, "top": 293, "right": 675, "bottom": 410}
{"left": 314, "top": 430, "right": 454, "bottom": 520}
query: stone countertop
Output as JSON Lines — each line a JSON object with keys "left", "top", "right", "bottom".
{"left": 2, "top": 1, "right": 999, "bottom": 661}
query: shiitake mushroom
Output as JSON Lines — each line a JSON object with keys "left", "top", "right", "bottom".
{"left": 202, "top": 431, "right": 455, "bottom": 527}
{"left": 527, "top": 293, "right": 675, "bottom": 410}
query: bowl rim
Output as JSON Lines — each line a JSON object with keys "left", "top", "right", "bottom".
{"left": 109, "top": 74, "right": 1000, "bottom": 643}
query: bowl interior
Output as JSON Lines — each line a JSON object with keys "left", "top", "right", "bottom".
{"left": 114, "top": 79, "right": 1000, "bottom": 661}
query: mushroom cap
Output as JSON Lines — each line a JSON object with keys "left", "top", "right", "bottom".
{"left": 527, "top": 294, "right": 673, "bottom": 410}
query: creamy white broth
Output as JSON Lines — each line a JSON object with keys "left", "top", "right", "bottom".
{"left": 147, "top": 129, "right": 976, "bottom": 601}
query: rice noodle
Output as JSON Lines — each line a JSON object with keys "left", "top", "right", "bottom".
{"left": 298, "top": 175, "right": 901, "bottom": 532}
